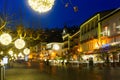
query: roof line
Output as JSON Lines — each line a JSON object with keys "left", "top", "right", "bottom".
{"left": 99, "top": 8, "right": 120, "bottom": 22}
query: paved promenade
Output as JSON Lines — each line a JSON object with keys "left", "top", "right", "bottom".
{"left": 5, "top": 62, "right": 51, "bottom": 80}
{"left": 4, "top": 62, "right": 120, "bottom": 80}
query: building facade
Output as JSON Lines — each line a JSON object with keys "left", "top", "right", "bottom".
{"left": 80, "top": 8, "right": 120, "bottom": 64}
{"left": 100, "top": 8, "right": 120, "bottom": 63}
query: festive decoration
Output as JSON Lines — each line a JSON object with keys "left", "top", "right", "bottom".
{"left": 28, "top": 0, "right": 55, "bottom": 13}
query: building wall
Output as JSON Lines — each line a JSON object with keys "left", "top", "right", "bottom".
{"left": 46, "top": 42, "right": 63, "bottom": 58}
{"left": 101, "top": 10, "right": 120, "bottom": 44}
{"left": 80, "top": 9, "right": 120, "bottom": 53}
{"left": 80, "top": 14, "right": 100, "bottom": 52}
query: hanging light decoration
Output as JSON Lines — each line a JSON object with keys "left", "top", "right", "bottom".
{"left": 0, "top": 33, "right": 12, "bottom": 45}
{"left": 23, "top": 48, "right": 30, "bottom": 55}
{"left": 15, "top": 39, "right": 25, "bottom": 49}
{"left": 61, "top": 0, "right": 78, "bottom": 12}
{"left": 8, "top": 50, "right": 13, "bottom": 56}
{"left": 65, "top": 2, "right": 69, "bottom": 8}
{"left": 18, "top": 52, "right": 24, "bottom": 58}
{"left": 61, "top": 0, "right": 69, "bottom": 8}
{"left": 73, "top": 6, "right": 78, "bottom": 12}
{"left": 28, "top": 0, "right": 55, "bottom": 13}
{"left": 69, "top": 0, "right": 78, "bottom": 12}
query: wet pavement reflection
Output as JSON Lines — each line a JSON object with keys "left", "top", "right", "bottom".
{"left": 26, "top": 61, "right": 120, "bottom": 80}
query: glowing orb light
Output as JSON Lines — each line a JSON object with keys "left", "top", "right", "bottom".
{"left": 14, "top": 54, "right": 17, "bottom": 59}
{"left": 28, "top": 0, "right": 55, "bottom": 13}
{"left": 18, "top": 52, "right": 24, "bottom": 58}
{"left": 23, "top": 48, "right": 30, "bottom": 55}
{"left": 53, "top": 44, "right": 60, "bottom": 50}
{"left": 0, "top": 33, "right": 12, "bottom": 45}
{"left": 15, "top": 39, "right": 25, "bottom": 49}
{"left": 8, "top": 50, "right": 13, "bottom": 56}
{"left": 0, "top": 51, "right": 3, "bottom": 55}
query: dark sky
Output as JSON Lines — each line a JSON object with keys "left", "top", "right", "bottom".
{"left": 0, "top": 0, "right": 120, "bottom": 29}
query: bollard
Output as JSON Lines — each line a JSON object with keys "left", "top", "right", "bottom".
{"left": 0, "top": 66, "right": 5, "bottom": 80}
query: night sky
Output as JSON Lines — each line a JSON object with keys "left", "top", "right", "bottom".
{"left": 0, "top": 0, "right": 120, "bottom": 29}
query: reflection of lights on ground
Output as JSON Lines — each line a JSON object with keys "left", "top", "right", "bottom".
{"left": 28, "top": 0, "right": 55, "bottom": 13}
{"left": 27, "top": 62, "right": 31, "bottom": 67}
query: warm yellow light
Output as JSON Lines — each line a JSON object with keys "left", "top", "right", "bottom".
{"left": 73, "top": 55, "right": 77, "bottom": 60}
{"left": 23, "top": 48, "right": 30, "bottom": 55}
{"left": 0, "top": 33, "right": 12, "bottom": 45}
{"left": 28, "top": 54, "right": 32, "bottom": 59}
{"left": 40, "top": 53, "right": 44, "bottom": 60}
{"left": 77, "top": 47, "right": 82, "bottom": 52}
{"left": 50, "top": 52, "right": 56, "bottom": 59}
{"left": 82, "top": 55, "right": 87, "bottom": 60}
{"left": 15, "top": 39, "right": 25, "bottom": 49}
{"left": 95, "top": 43, "right": 99, "bottom": 49}
{"left": 14, "top": 54, "right": 17, "bottom": 59}
{"left": 18, "top": 52, "right": 24, "bottom": 58}
{"left": 53, "top": 44, "right": 60, "bottom": 50}
{"left": 51, "top": 52, "right": 55, "bottom": 56}
{"left": 0, "top": 51, "right": 3, "bottom": 55}
{"left": 8, "top": 50, "right": 13, "bottom": 56}
{"left": 40, "top": 53, "right": 44, "bottom": 57}
{"left": 28, "top": 0, "right": 55, "bottom": 13}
